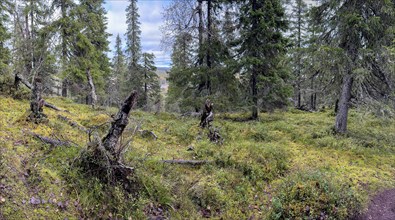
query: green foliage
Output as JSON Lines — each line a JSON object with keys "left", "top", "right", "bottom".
{"left": 270, "top": 170, "right": 364, "bottom": 219}
{"left": 66, "top": 0, "right": 110, "bottom": 102}
{"left": 1, "top": 97, "right": 395, "bottom": 219}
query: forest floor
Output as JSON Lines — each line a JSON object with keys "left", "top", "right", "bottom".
{"left": 0, "top": 96, "right": 395, "bottom": 219}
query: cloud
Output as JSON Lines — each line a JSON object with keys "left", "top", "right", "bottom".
{"left": 105, "top": 0, "right": 171, "bottom": 67}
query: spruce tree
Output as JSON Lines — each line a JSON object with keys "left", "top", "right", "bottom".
{"left": 312, "top": 0, "right": 395, "bottom": 133}
{"left": 51, "top": 0, "right": 76, "bottom": 97}
{"left": 237, "top": 0, "right": 290, "bottom": 119}
{"left": 109, "top": 34, "right": 127, "bottom": 106}
{"left": 125, "top": 0, "right": 144, "bottom": 107}
{"left": 0, "top": 0, "right": 11, "bottom": 85}
{"left": 288, "top": 0, "right": 309, "bottom": 109}
{"left": 69, "top": 0, "right": 111, "bottom": 107}
{"left": 141, "top": 52, "right": 160, "bottom": 111}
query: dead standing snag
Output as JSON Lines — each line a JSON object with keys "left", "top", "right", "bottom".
{"left": 77, "top": 91, "right": 138, "bottom": 189}
{"left": 199, "top": 99, "right": 213, "bottom": 128}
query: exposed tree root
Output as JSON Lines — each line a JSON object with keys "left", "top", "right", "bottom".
{"left": 75, "top": 91, "right": 139, "bottom": 192}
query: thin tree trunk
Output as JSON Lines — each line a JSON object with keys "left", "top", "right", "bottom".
{"left": 206, "top": 0, "right": 212, "bottom": 95}
{"left": 297, "top": 86, "right": 301, "bottom": 109}
{"left": 310, "top": 77, "right": 315, "bottom": 110}
{"left": 251, "top": 69, "right": 258, "bottom": 119}
{"left": 86, "top": 68, "right": 97, "bottom": 108}
{"left": 61, "top": 79, "right": 68, "bottom": 97}
{"left": 144, "top": 65, "right": 148, "bottom": 111}
{"left": 198, "top": 0, "right": 204, "bottom": 66}
{"left": 335, "top": 74, "right": 353, "bottom": 133}
{"left": 251, "top": 0, "right": 258, "bottom": 119}
{"left": 60, "top": 0, "right": 68, "bottom": 97}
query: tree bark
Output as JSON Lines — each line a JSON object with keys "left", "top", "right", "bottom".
{"left": 86, "top": 68, "right": 97, "bottom": 108}
{"left": 15, "top": 74, "right": 62, "bottom": 111}
{"left": 251, "top": 0, "right": 258, "bottom": 120}
{"left": 206, "top": 0, "right": 212, "bottom": 95}
{"left": 161, "top": 160, "right": 211, "bottom": 166}
{"left": 102, "top": 91, "right": 138, "bottom": 157}
{"left": 28, "top": 76, "right": 46, "bottom": 122}
{"left": 310, "top": 76, "right": 316, "bottom": 111}
{"left": 198, "top": 0, "right": 204, "bottom": 66}
{"left": 335, "top": 74, "right": 354, "bottom": 133}
{"left": 61, "top": 79, "right": 68, "bottom": 97}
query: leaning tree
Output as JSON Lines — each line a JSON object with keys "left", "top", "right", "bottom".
{"left": 312, "top": 0, "right": 395, "bottom": 133}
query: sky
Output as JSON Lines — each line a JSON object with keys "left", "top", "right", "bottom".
{"left": 104, "top": 0, "right": 172, "bottom": 68}
{"left": 103, "top": 0, "right": 317, "bottom": 68}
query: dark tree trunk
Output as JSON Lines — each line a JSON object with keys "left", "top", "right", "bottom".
{"left": 144, "top": 70, "right": 148, "bottom": 111}
{"left": 335, "top": 74, "right": 354, "bottom": 133}
{"left": 61, "top": 79, "right": 68, "bottom": 97}
{"left": 86, "top": 68, "right": 97, "bottom": 108}
{"left": 251, "top": 69, "right": 258, "bottom": 119}
{"left": 206, "top": 0, "right": 212, "bottom": 95}
{"left": 60, "top": 1, "right": 69, "bottom": 98}
{"left": 198, "top": 0, "right": 204, "bottom": 66}
{"left": 14, "top": 74, "right": 21, "bottom": 90}
{"left": 310, "top": 76, "right": 316, "bottom": 110}
{"left": 251, "top": 0, "right": 258, "bottom": 120}
{"left": 297, "top": 86, "right": 301, "bottom": 109}
{"left": 102, "top": 91, "right": 138, "bottom": 157}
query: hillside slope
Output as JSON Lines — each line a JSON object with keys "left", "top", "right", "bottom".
{"left": 0, "top": 96, "right": 394, "bottom": 219}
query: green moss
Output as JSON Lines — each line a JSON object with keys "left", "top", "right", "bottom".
{"left": 0, "top": 96, "right": 394, "bottom": 219}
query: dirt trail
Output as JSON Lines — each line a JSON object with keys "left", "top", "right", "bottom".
{"left": 357, "top": 189, "right": 395, "bottom": 220}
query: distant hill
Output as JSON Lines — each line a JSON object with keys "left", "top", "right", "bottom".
{"left": 156, "top": 66, "right": 170, "bottom": 94}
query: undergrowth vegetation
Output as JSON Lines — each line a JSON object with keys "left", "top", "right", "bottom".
{"left": 0, "top": 96, "right": 394, "bottom": 219}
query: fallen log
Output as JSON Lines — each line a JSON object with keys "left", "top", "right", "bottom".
{"left": 161, "top": 159, "right": 211, "bottom": 166}
{"left": 57, "top": 115, "right": 88, "bottom": 132}
{"left": 30, "top": 132, "right": 73, "bottom": 147}
{"left": 140, "top": 130, "right": 158, "bottom": 140}
{"left": 15, "top": 74, "right": 62, "bottom": 112}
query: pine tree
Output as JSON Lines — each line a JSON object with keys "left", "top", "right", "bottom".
{"left": 237, "top": 0, "right": 290, "bottom": 119}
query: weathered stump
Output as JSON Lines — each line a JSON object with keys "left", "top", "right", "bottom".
{"left": 27, "top": 77, "right": 47, "bottom": 123}
{"left": 77, "top": 91, "right": 138, "bottom": 191}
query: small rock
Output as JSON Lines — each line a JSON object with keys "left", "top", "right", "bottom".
{"left": 30, "top": 197, "right": 41, "bottom": 205}
{"left": 0, "top": 196, "right": 5, "bottom": 203}
{"left": 187, "top": 146, "right": 194, "bottom": 151}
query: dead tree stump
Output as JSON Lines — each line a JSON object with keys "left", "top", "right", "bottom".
{"left": 199, "top": 99, "right": 213, "bottom": 128}
{"left": 77, "top": 91, "right": 138, "bottom": 190}
{"left": 27, "top": 77, "right": 47, "bottom": 123}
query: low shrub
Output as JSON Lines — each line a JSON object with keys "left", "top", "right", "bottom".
{"left": 269, "top": 170, "right": 363, "bottom": 220}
